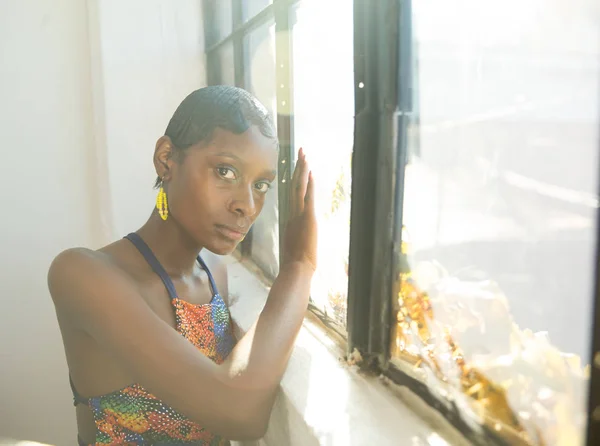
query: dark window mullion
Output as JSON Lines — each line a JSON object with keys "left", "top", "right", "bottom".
{"left": 347, "top": 0, "right": 375, "bottom": 355}
{"left": 585, "top": 128, "right": 600, "bottom": 444}
{"left": 205, "top": 2, "right": 277, "bottom": 55}
{"left": 386, "top": 0, "right": 412, "bottom": 365}
{"left": 366, "top": 1, "right": 401, "bottom": 356}
{"left": 231, "top": 0, "right": 254, "bottom": 256}
{"left": 347, "top": 0, "right": 400, "bottom": 358}
{"left": 203, "top": 1, "right": 218, "bottom": 84}
{"left": 232, "top": 0, "right": 245, "bottom": 89}
{"left": 232, "top": 0, "right": 242, "bottom": 28}
{"left": 274, "top": 0, "right": 294, "bottom": 267}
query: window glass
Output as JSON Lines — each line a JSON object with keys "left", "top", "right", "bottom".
{"left": 292, "top": 0, "right": 354, "bottom": 329}
{"left": 243, "top": 21, "right": 279, "bottom": 278}
{"left": 205, "top": 0, "right": 233, "bottom": 47}
{"left": 242, "top": 0, "right": 272, "bottom": 23}
{"left": 214, "top": 41, "right": 235, "bottom": 86}
{"left": 392, "top": 1, "right": 600, "bottom": 444}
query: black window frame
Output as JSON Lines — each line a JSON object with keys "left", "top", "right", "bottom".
{"left": 349, "top": 2, "right": 600, "bottom": 445}
{"left": 204, "top": 0, "right": 296, "bottom": 277}
{"left": 587, "top": 189, "right": 600, "bottom": 444}
{"left": 203, "top": 1, "right": 600, "bottom": 445}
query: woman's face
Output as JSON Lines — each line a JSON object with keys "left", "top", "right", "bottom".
{"left": 165, "top": 126, "right": 278, "bottom": 255}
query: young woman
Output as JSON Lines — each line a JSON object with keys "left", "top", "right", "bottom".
{"left": 48, "top": 86, "right": 317, "bottom": 445}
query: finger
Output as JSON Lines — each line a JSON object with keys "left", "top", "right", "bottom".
{"left": 290, "top": 149, "right": 306, "bottom": 217}
{"left": 290, "top": 147, "right": 303, "bottom": 188}
{"left": 304, "top": 171, "right": 315, "bottom": 216}
{"left": 288, "top": 149, "right": 301, "bottom": 218}
{"left": 295, "top": 154, "right": 310, "bottom": 215}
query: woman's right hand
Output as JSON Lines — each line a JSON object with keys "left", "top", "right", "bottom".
{"left": 282, "top": 148, "right": 317, "bottom": 271}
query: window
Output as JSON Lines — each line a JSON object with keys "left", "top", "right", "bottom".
{"left": 205, "top": 0, "right": 600, "bottom": 443}
{"left": 291, "top": 0, "right": 354, "bottom": 331}
{"left": 241, "top": 0, "right": 272, "bottom": 23}
{"left": 204, "top": 0, "right": 281, "bottom": 279}
{"left": 213, "top": 42, "right": 235, "bottom": 86}
{"left": 204, "top": 0, "right": 355, "bottom": 323}
{"left": 389, "top": 0, "right": 600, "bottom": 444}
{"left": 243, "top": 20, "right": 279, "bottom": 277}
{"left": 205, "top": 0, "right": 233, "bottom": 48}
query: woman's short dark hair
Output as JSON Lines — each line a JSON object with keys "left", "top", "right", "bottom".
{"left": 156, "top": 85, "right": 277, "bottom": 187}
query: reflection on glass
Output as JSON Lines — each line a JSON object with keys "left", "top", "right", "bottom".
{"left": 392, "top": 1, "right": 599, "bottom": 444}
{"left": 206, "top": 0, "right": 233, "bottom": 47}
{"left": 241, "top": 0, "right": 272, "bottom": 23}
{"left": 243, "top": 21, "right": 279, "bottom": 278}
{"left": 292, "top": 0, "right": 354, "bottom": 328}
{"left": 215, "top": 41, "right": 235, "bottom": 86}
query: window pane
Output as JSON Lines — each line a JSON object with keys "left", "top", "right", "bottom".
{"left": 292, "top": 0, "right": 354, "bottom": 329}
{"left": 214, "top": 41, "right": 235, "bottom": 86}
{"left": 205, "top": 0, "right": 233, "bottom": 47}
{"left": 243, "top": 21, "right": 279, "bottom": 278}
{"left": 241, "top": 0, "right": 272, "bottom": 23}
{"left": 392, "top": 1, "right": 600, "bottom": 444}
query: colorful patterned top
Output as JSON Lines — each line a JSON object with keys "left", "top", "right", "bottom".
{"left": 70, "top": 233, "right": 236, "bottom": 445}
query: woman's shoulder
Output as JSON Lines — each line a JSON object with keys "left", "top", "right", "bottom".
{"left": 49, "top": 246, "right": 112, "bottom": 280}
{"left": 47, "top": 241, "right": 138, "bottom": 312}
{"left": 49, "top": 239, "right": 127, "bottom": 278}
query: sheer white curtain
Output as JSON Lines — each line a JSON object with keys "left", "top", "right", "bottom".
{"left": 0, "top": 1, "right": 206, "bottom": 443}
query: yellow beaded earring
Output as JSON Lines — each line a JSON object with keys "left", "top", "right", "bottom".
{"left": 156, "top": 179, "right": 168, "bottom": 221}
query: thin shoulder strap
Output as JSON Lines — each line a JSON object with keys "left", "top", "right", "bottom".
{"left": 69, "top": 375, "right": 88, "bottom": 406}
{"left": 197, "top": 254, "right": 219, "bottom": 297}
{"left": 124, "top": 233, "right": 178, "bottom": 300}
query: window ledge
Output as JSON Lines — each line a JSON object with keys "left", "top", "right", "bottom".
{"left": 224, "top": 255, "right": 470, "bottom": 446}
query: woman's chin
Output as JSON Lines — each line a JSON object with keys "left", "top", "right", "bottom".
{"left": 206, "top": 239, "right": 239, "bottom": 256}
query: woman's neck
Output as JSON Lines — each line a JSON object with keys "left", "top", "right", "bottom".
{"left": 135, "top": 210, "right": 203, "bottom": 277}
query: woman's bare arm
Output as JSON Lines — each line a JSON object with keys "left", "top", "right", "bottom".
{"left": 49, "top": 150, "right": 316, "bottom": 440}
{"left": 49, "top": 250, "right": 310, "bottom": 440}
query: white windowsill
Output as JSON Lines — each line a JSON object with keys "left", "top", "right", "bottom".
{"left": 224, "top": 255, "right": 471, "bottom": 446}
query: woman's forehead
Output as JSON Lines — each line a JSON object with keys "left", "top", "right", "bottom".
{"left": 195, "top": 127, "right": 278, "bottom": 170}
{"left": 208, "top": 126, "right": 276, "bottom": 149}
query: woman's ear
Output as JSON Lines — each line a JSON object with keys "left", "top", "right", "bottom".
{"left": 154, "top": 136, "right": 175, "bottom": 181}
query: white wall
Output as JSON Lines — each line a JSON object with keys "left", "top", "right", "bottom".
{"left": 97, "top": 0, "right": 207, "bottom": 237}
{"left": 0, "top": 1, "right": 205, "bottom": 444}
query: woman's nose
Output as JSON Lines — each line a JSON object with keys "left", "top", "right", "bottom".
{"left": 232, "top": 185, "right": 257, "bottom": 218}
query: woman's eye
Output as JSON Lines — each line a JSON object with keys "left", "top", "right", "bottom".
{"left": 254, "top": 182, "right": 271, "bottom": 193}
{"left": 217, "top": 167, "right": 236, "bottom": 180}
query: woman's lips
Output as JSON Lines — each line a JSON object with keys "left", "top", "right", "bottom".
{"left": 215, "top": 224, "right": 246, "bottom": 241}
